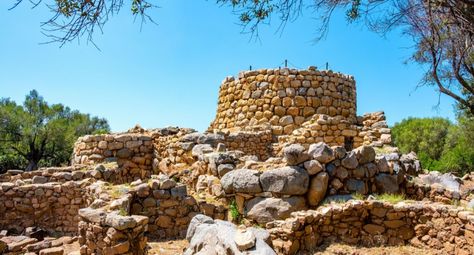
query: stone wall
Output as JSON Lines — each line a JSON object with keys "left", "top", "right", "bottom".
{"left": 356, "top": 111, "right": 392, "bottom": 147}
{"left": 78, "top": 208, "right": 148, "bottom": 255}
{"left": 0, "top": 179, "right": 92, "bottom": 234}
{"left": 216, "top": 143, "right": 413, "bottom": 225}
{"left": 209, "top": 68, "right": 357, "bottom": 133}
{"left": 266, "top": 200, "right": 474, "bottom": 255}
{"left": 130, "top": 179, "right": 200, "bottom": 240}
{"left": 221, "top": 130, "right": 273, "bottom": 160}
{"left": 207, "top": 67, "right": 393, "bottom": 157}
{"left": 72, "top": 133, "right": 154, "bottom": 181}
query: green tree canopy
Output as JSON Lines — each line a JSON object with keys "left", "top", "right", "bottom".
{"left": 392, "top": 115, "right": 474, "bottom": 175}
{"left": 0, "top": 90, "right": 109, "bottom": 172}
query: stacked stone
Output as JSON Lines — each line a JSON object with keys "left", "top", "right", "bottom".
{"left": 129, "top": 176, "right": 200, "bottom": 240}
{"left": 266, "top": 200, "right": 474, "bottom": 255}
{"left": 73, "top": 133, "right": 154, "bottom": 181}
{"left": 78, "top": 208, "right": 148, "bottom": 255}
{"left": 209, "top": 67, "right": 357, "bottom": 135}
{"left": 217, "top": 143, "right": 408, "bottom": 225}
{"left": 0, "top": 179, "right": 91, "bottom": 233}
{"left": 356, "top": 111, "right": 392, "bottom": 147}
{"left": 278, "top": 114, "right": 359, "bottom": 149}
{"left": 406, "top": 182, "right": 466, "bottom": 204}
{"left": 73, "top": 133, "right": 154, "bottom": 169}
{"left": 0, "top": 166, "right": 87, "bottom": 184}
{"left": 221, "top": 130, "right": 273, "bottom": 160}
{"left": 152, "top": 127, "right": 197, "bottom": 172}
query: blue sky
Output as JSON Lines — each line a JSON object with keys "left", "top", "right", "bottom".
{"left": 0, "top": 1, "right": 456, "bottom": 132}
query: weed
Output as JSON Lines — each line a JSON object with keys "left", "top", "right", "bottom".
{"left": 375, "top": 193, "right": 405, "bottom": 204}
{"left": 118, "top": 208, "right": 128, "bottom": 216}
{"left": 352, "top": 193, "right": 365, "bottom": 200}
{"left": 229, "top": 199, "right": 242, "bottom": 223}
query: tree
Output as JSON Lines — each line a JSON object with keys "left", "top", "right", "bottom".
{"left": 392, "top": 115, "right": 474, "bottom": 175}
{"left": 391, "top": 117, "right": 452, "bottom": 169}
{"left": 0, "top": 90, "right": 109, "bottom": 172}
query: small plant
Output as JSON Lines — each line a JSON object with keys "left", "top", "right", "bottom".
{"left": 229, "top": 199, "right": 242, "bottom": 223}
{"left": 451, "top": 199, "right": 461, "bottom": 207}
{"left": 352, "top": 193, "right": 365, "bottom": 200}
{"left": 375, "top": 193, "right": 405, "bottom": 204}
{"left": 118, "top": 208, "right": 128, "bottom": 216}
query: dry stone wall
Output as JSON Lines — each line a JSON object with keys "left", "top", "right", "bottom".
{"left": 209, "top": 68, "right": 357, "bottom": 133}
{"left": 72, "top": 133, "right": 154, "bottom": 181}
{"left": 266, "top": 200, "right": 474, "bottom": 255}
{"left": 208, "top": 67, "right": 393, "bottom": 159}
{"left": 221, "top": 130, "right": 273, "bottom": 160}
{"left": 0, "top": 179, "right": 92, "bottom": 234}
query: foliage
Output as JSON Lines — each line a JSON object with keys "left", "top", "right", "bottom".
{"left": 229, "top": 199, "right": 241, "bottom": 223}
{"left": 351, "top": 193, "right": 364, "bottom": 201}
{"left": 375, "top": 193, "right": 405, "bottom": 204}
{"left": 391, "top": 117, "right": 452, "bottom": 169}
{"left": 0, "top": 90, "right": 109, "bottom": 172}
{"left": 392, "top": 116, "right": 474, "bottom": 175}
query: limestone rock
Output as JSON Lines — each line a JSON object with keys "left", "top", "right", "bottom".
{"left": 78, "top": 208, "right": 107, "bottom": 224}
{"left": 184, "top": 214, "right": 275, "bottom": 255}
{"left": 308, "top": 142, "right": 335, "bottom": 163}
{"left": 39, "top": 247, "right": 64, "bottom": 255}
{"left": 220, "top": 169, "right": 262, "bottom": 194}
{"left": 32, "top": 176, "right": 48, "bottom": 184}
{"left": 245, "top": 196, "right": 306, "bottom": 224}
{"left": 191, "top": 144, "right": 214, "bottom": 158}
{"left": 104, "top": 214, "right": 137, "bottom": 230}
{"left": 282, "top": 144, "right": 310, "bottom": 166}
{"left": 260, "top": 166, "right": 309, "bottom": 195}
{"left": 234, "top": 228, "right": 256, "bottom": 251}
{"left": 307, "top": 172, "right": 329, "bottom": 206}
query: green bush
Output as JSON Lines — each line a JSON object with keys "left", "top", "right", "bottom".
{"left": 392, "top": 116, "right": 474, "bottom": 175}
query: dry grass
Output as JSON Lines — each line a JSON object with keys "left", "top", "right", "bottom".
{"left": 312, "top": 243, "right": 443, "bottom": 255}
{"left": 147, "top": 239, "right": 188, "bottom": 255}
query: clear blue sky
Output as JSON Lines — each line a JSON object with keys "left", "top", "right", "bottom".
{"left": 0, "top": 1, "right": 456, "bottom": 132}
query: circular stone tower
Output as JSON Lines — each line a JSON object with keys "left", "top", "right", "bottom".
{"left": 209, "top": 67, "right": 357, "bottom": 135}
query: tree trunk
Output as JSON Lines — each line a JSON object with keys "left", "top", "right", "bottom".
{"left": 25, "top": 160, "right": 38, "bottom": 171}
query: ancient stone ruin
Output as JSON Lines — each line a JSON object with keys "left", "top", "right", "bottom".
{"left": 1, "top": 67, "right": 473, "bottom": 255}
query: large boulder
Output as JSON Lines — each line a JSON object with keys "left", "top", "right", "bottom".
{"left": 192, "top": 144, "right": 214, "bottom": 158}
{"left": 307, "top": 172, "right": 329, "bottom": 206}
{"left": 282, "top": 144, "right": 310, "bottom": 166}
{"left": 245, "top": 196, "right": 306, "bottom": 224}
{"left": 184, "top": 214, "right": 275, "bottom": 255}
{"left": 354, "top": 146, "right": 376, "bottom": 164}
{"left": 220, "top": 169, "right": 262, "bottom": 194}
{"left": 303, "top": 160, "right": 324, "bottom": 175}
{"left": 260, "top": 166, "right": 309, "bottom": 195}
{"left": 375, "top": 174, "right": 399, "bottom": 194}
{"left": 341, "top": 151, "right": 358, "bottom": 169}
{"left": 400, "top": 152, "right": 422, "bottom": 175}
{"left": 197, "top": 133, "right": 225, "bottom": 146}
{"left": 308, "top": 142, "right": 335, "bottom": 163}
{"left": 345, "top": 179, "right": 368, "bottom": 194}
{"left": 417, "top": 171, "right": 461, "bottom": 192}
